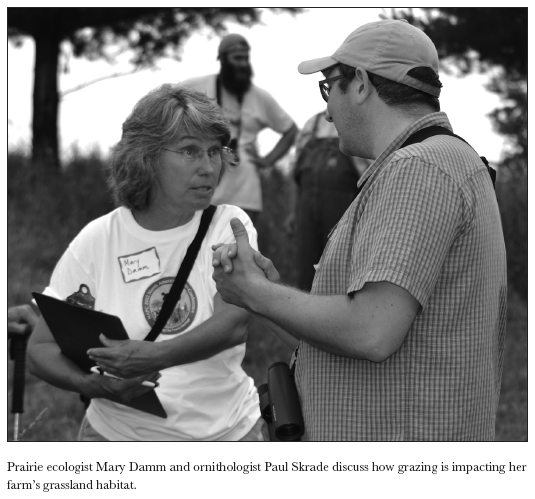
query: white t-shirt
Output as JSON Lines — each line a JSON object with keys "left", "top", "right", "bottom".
{"left": 182, "top": 74, "right": 295, "bottom": 211}
{"left": 43, "top": 204, "right": 260, "bottom": 441}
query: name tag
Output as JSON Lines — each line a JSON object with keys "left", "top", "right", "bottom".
{"left": 118, "top": 247, "right": 161, "bottom": 283}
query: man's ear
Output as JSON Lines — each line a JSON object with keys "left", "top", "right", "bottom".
{"left": 354, "top": 67, "right": 373, "bottom": 103}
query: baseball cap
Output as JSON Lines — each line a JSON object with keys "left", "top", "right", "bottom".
{"left": 217, "top": 33, "right": 250, "bottom": 59}
{"left": 298, "top": 19, "right": 440, "bottom": 97}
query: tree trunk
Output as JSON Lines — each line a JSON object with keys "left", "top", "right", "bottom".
{"left": 32, "top": 33, "right": 60, "bottom": 168}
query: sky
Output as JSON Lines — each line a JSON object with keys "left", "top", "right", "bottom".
{"left": 7, "top": 7, "right": 507, "bottom": 166}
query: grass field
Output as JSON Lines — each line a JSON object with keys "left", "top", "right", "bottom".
{"left": 7, "top": 152, "right": 527, "bottom": 441}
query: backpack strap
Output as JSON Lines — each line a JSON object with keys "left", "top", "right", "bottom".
{"left": 351, "top": 125, "right": 496, "bottom": 202}
{"left": 143, "top": 205, "right": 217, "bottom": 342}
{"left": 400, "top": 126, "right": 496, "bottom": 188}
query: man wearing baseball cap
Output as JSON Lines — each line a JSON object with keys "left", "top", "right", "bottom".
{"left": 182, "top": 33, "right": 297, "bottom": 225}
{"left": 212, "top": 19, "right": 506, "bottom": 441}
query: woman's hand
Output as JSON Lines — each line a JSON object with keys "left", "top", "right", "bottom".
{"left": 88, "top": 337, "right": 166, "bottom": 378}
{"left": 211, "top": 242, "right": 280, "bottom": 283}
{"left": 212, "top": 242, "right": 238, "bottom": 273}
{"left": 82, "top": 370, "right": 161, "bottom": 404}
{"left": 27, "top": 315, "right": 161, "bottom": 403}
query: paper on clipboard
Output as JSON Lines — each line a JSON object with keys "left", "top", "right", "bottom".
{"left": 32, "top": 292, "right": 167, "bottom": 418}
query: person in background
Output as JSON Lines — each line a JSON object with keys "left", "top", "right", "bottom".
{"left": 212, "top": 19, "right": 506, "bottom": 441}
{"left": 27, "top": 84, "right": 263, "bottom": 441}
{"left": 182, "top": 33, "right": 297, "bottom": 226}
{"left": 287, "top": 110, "right": 372, "bottom": 291}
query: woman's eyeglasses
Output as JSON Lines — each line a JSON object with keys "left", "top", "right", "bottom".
{"left": 318, "top": 74, "right": 346, "bottom": 102}
{"left": 162, "top": 146, "right": 230, "bottom": 164}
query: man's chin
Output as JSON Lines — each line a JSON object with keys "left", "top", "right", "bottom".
{"left": 338, "top": 140, "right": 351, "bottom": 156}
{"left": 231, "top": 80, "right": 252, "bottom": 95}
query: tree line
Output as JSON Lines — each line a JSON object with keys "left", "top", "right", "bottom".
{"left": 8, "top": 7, "right": 527, "bottom": 174}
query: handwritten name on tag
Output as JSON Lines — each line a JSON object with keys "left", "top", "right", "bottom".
{"left": 118, "top": 247, "right": 161, "bottom": 283}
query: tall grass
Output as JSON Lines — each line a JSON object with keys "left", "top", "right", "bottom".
{"left": 7, "top": 150, "right": 115, "bottom": 306}
{"left": 7, "top": 152, "right": 527, "bottom": 440}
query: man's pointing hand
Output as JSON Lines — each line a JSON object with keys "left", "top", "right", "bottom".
{"left": 212, "top": 218, "right": 278, "bottom": 310}
{"left": 212, "top": 218, "right": 280, "bottom": 282}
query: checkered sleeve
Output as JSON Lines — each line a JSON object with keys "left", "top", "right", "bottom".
{"left": 347, "top": 157, "right": 465, "bottom": 308}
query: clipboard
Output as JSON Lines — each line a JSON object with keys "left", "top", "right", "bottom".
{"left": 32, "top": 292, "right": 167, "bottom": 418}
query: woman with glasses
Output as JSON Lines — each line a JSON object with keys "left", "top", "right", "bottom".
{"left": 27, "top": 84, "right": 263, "bottom": 441}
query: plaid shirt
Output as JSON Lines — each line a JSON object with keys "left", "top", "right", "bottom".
{"left": 295, "top": 112, "right": 507, "bottom": 441}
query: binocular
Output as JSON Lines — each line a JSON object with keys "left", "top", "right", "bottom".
{"left": 259, "top": 362, "right": 304, "bottom": 441}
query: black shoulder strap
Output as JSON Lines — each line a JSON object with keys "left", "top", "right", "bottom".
{"left": 144, "top": 205, "right": 217, "bottom": 342}
{"left": 352, "top": 125, "right": 496, "bottom": 202}
{"left": 400, "top": 126, "right": 496, "bottom": 188}
{"left": 400, "top": 125, "right": 454, "bottom": 149}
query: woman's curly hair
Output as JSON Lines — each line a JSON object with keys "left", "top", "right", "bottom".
{"left": 109, "top": 83, "right": 237, "bottom": 210}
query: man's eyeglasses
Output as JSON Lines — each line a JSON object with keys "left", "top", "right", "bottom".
{"left": 162, "top": 145, "right": 229, "bottom": 164}
{"left": 318, "top": 74, "right": 346, "bottom": 102}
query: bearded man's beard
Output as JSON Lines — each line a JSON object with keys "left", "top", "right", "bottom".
{"left": 220, "top": 61, "right": 253, "bottom": 98}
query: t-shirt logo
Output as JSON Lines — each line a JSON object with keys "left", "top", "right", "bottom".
{"left": 142, "top": 277, "right": 197, "bottom": 335}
